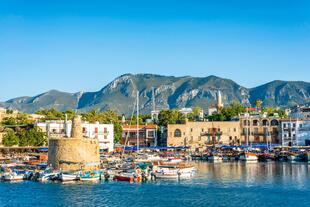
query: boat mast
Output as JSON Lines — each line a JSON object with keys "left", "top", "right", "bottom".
{"left": 136, "top": 90, "right": 139, "bottom": 151}
{"left": 296, "top": 117, "right": 299, "bottom": 147}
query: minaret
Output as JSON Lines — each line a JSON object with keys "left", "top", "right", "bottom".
{"left": 217, "top": 90, "right": 224, "bottom": 110}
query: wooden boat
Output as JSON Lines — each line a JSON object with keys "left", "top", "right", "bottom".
{"left": 113, "top": 173, "right": 137, "bottom": 182}
{"left": 153, "top": 165, "right": 195, "bottom": 179}
{"left": 79, "top": 171, "right": 101, "bottom": 182}
{"left": 287, "top": 153, "right": 303, "bottom": 162}
{"left": 239, "top": 152, "right": 258, "bottom": 162}
{"left": 60, "top": 172, "right": 78, "bottom": 182}
{"left": 3, "top": 172, "right": 24, "bottom": 181}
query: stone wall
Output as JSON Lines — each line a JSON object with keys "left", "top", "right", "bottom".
{"left": 48, "top": 138, "right": 100, "bottom": 171}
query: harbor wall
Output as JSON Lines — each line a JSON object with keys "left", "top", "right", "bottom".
{"left": 48, "top": 138, "right": 100, "bottom": 171}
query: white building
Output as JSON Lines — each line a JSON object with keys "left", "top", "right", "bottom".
{"left": 36, "top": 120, "right": 114, "bottom": 152}
{"left": 280, "top": 119, "right": 310, "bottom": 146}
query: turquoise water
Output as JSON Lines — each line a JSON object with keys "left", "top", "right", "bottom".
{"left": 1, "top": 162, "right": 310, "bottom": 207}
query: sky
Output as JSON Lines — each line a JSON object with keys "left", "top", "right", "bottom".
{"left": 0, "top": 0, "right": 310, "bottom": 101}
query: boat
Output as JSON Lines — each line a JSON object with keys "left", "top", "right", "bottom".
{"left": 153, "top": 165, "right": 196, "bottom": 180}
{"left": 113, "top": 172, "right": 137, "bottom": 182}
{"left": 3, "top": 172, "right": 24, "bottom": 181}
{"left": 258, "top": 153, "right": 275, "bottom": 162}
{"left": 79, "top": 171, "right": 101, "bottom": 182}
{"left": 239, "top": 152, "right": 258, "bottom": 162}
{"left": 287, "top": 153, "right": 303, "bottom": 162}
{"left": 60, "top": 171, "right": 78, "bottom": 182}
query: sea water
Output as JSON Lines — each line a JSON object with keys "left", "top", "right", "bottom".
{"left": 1, "top": 162, "right": 310, "bottom": 207}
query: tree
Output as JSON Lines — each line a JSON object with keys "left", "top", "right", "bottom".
{"left": 207, "top": 101, "right": 245, "bottom": 121}
{"left": 254, "top": 99, "right": 263, "bottom": 110}
{"left": 1, "top": 113, "right": 34, "bottom": 126}
{"left": 36, "top": 108, "right": 64, "bottom": 120}
{"left": 2, "top": 129, "right": 19, "bottom": 147}
{"left": 187, "top": 107, "right": 202, "bottom": 121}
{"left": 158, "top": 109, "right": 185, "bottom": 126}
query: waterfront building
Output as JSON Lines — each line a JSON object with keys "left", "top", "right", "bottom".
{"left": 36, "top": 120, "right": 114, "bottom": 152}
{"left": 167, "top": 120, "right": 240, "bottom": 150}
{"left": 280, "top": 119, "right": 310, "bottom": 146}
{"left": 239, "top": 113, "right": 281, "bottom": 144}
{"left": 121, "top": 124, "right": 158, "bottom": 147}
{"left": 289, "top": 105, "right": 310, "bottom": 119}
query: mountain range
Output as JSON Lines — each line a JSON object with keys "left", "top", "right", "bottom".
{"left": 1, "top": 73, "right": 310, "bottom": 114}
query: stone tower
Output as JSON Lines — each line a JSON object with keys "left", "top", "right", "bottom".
{"left": 71, "top": 115, "right": 83, "bottom": 138}
{"left": 217, "top": 90, "right": 224, "bottom": 110}
{"left": 47, "top": 115, "right": 100, "bottom": 171}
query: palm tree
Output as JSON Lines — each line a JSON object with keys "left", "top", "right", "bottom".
{"left": 254, "top": 99, "right": 263, "bottom": 111}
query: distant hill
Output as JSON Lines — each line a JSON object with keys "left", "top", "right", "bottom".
{"left": 3, "top": 74, "right": 310, "bottom": 114}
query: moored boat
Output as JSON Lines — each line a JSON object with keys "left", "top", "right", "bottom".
{"left": 79, "top": 171, "right": 101, "bottom": 182}
{"left": 239, "top": 152, "right": 258, "bottom": 162}
{"left": 60, "top": 172, "right": 79, "bottom": 182}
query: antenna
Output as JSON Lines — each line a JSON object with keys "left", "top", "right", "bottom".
{"left": 136, "top": 90, "right": 139, "bottom": 151}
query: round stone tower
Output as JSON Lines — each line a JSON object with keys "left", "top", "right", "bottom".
{"left": 47, "top": 115, "right": 100, "bottom": 171}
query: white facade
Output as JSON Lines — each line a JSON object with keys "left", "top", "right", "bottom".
{"left": 36, "top": 120, "right": 114, "bottom": 152}
{"left": 280, "top": 119, "right": 310, "bottom": 146}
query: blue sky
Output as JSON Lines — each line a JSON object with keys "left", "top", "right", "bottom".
{"left": 0, "top": 0, "right": 310, "bottom": 101}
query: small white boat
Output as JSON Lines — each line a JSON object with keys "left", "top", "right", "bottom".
{"left": 3, "top": 172, "right": 24, "bottom": 181}
{"left": 239, "top": 152, "right": 258, "bottom": 162}
{"left": 154, "top": 165, "right": 195, "bottom": 180}
{"left": 60, "top": 172, "right": 78, "bottom": 182}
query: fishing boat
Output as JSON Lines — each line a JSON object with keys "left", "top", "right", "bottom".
{"left": 258, "top": 153, "right": 275, "bottom": 162}
{"left": 3, "top": 172, "right": 24, "bottom": 181}
{"left": 113, "top": 172, "right": 137, "bottom": 182}
{"left": 79, "top": 171, "right": 101, "bottom": 182}
{"left": 60, "top": 171, "right": 79, "bottom": 182}
{"left": 153, "top": 164, "right": 195, "bottom": 180}
{"left": 239, "top": 152, "right": 258, "bottom": 162}
{"left": 287, "top": 153, "right": 303, "bottom": 162}
{"left": 154, "top": 167, "right": 193, "bottom": 179}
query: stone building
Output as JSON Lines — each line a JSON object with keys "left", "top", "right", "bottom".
{"left": 167, "top": 120, "right": 240, "bottom": 150}
{"left": 239, "top": 113, "right": 281, "bottom": 144}
{"left": 122, "top": 124, "right": 158, "bottom": 147}
{"left": 47, "top": 116, "right": 100, "bottom": 171}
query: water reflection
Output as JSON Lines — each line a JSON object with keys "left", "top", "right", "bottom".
{"left": 194, "top": 161, "right": 310, "bottom": 189}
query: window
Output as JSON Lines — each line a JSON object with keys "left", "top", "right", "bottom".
{"left": 95, "top": 127, "right": 98, "bottom": 133}
{"left": 299, "top": 124, "right": 303, "bottom": 128}
{"left": 148, "top": 131, "right": 155, "bottom": 138}
{"left": 234, "top": 128, "right": 236, "bottom": 132}
{"left": 104, "top": 128, "right": 107, "bottom": 133}
{"left": 262, "top": 120, "right": 269, "bottom": 126}
{"left": 83, "top": 127, "right": 87, "bottom": 133}
{"left": 271, "top": 120, "right": 279, "bottom": 126}
{"left": 283, "top": 124, "right": 287, "bottom": 128}
{"left": 190, "top": 128, "right": 193, "bottom": 132}
{"left": 174, "top": 129, "right": 182, "bottom": 137}
{"left": 253, "top": 120, "right": 259, "bottom": 126}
